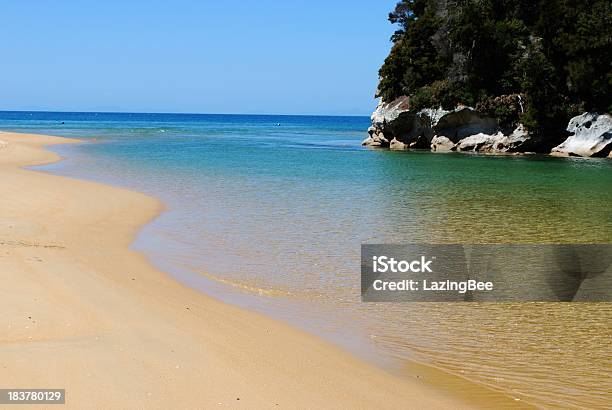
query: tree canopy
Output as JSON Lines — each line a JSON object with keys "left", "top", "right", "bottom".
{"left": 377, "top": 0, "right": 612, "bottom": 136}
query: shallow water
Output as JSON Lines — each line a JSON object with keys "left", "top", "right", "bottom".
{"left": 3, "top": 111, "right": 611, "bottom": 408}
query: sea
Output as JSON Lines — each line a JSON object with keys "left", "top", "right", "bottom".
{"left": 1, "top": 111, "right": 610, "bottom": 408}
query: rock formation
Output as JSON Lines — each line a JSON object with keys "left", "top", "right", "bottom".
{"left": 454, "top": 125, "right": 529, "bottom": 153}
{"left": 365, "top": 96, "right": 611, "bottom": 158}
{"left": 430, "top": 136, "right": 454, "bottom": 152}
{"left": 364, "top": 96, "right": 530, "bottom": 153}
{"left": 551, "top": 113, "right": 612, "bottom": 158}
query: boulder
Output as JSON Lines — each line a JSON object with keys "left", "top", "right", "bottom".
{"left": 430, "top": 136, "right": 454, "bottom": 152}
{"left": 371, "top": 96, "right": 411, "bottom": 128}
{"left": 455, "top": 124, "right": 529, "bottom": 153}
{"left": 361, "top": 131, "right": 389, "bottom": 147}
{"left": 389, "top": 138, "right": 406, "bottom": 150}
{"left": 362, "top": 124, "right": 390, "bottom": 147}
{"left": 370, "top": 96, "right": 415, "bottom": 141}
{"left": 505, "top": 124, "right": 530, "bottom": 151}
{"left": 455, "top": 133, "right": 501, "bottom": 152}
{"left": 410, "top": 108, "right": 450, "bottom": 142}
{"left": 551, "top": 113, "right": 612, "bottom": 157}
{"left": 433, "top": 107, "right": 498, "bottom": 141}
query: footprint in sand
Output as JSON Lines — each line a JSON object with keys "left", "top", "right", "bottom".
{"left": 0, "top": 220, "right": 65, "bottom": 249}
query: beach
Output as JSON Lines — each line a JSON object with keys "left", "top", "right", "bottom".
{"left": 1, "top": 0, "right": 609, "bottom": 406}
{"left": 0, "top": 130, "right": 516, "bottom": 409}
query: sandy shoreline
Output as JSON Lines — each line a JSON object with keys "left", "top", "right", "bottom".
{"left": 0, "top": 131, "right": 525, "bottom": 409}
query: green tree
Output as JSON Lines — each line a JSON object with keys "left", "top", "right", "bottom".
{"left": 376, "top": 0, "right": 612, "bottom": 140}
{"left": 377, "top": 1, "right": 446, "bottom": 102}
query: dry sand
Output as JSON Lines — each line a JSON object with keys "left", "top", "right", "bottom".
{"left": 0, "top": 131, "right": 521, "bottom": 409}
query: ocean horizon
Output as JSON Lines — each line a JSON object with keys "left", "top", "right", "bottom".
{"left": 2, "top": 110, "right": 611, "bottom": 408}
{"left": 0, "top": 110, "right": 372, "bottom": 117}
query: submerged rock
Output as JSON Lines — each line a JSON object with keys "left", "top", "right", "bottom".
{"left": 551, "top": 113, "right": 612, "bottom": 157}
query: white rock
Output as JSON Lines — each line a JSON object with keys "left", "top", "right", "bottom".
{"left": 456, "top": 124, "right": 528, "bottom": 152}
{"left": 508, "top": 123, "right": 529, "bottom": 141}
{"left": 389, "top": 138, "right": 406, "bottom": 150}
{"left": 417, "top": 107, "right": 451, "bottom": 128}
{"left": 370, "top": 96, "right": 411, "bottom": 128}
{"left": 456, "top": 133, "right": 502, "bottom": 151}
{"left": 368, "top": 97, "right": 532, "bottom": 152}
{"left": 433, "top": 106, "right": 499, "bottom": 140}
{"left": 361, "top": 132, "right": 389, "bottom": 147}
{"left": 551, "top": 113, "right": 612, "bottom": 157}
{"left": 430, "top": 136, "right": 454, "bottom": 152}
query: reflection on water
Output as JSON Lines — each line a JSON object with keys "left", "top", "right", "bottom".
{"left": 7, "top": 112, "right": 611, "bottom": 409}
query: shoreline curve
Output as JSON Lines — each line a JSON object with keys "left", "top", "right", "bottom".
{"left": 0, "top": 130, "right": 526, "bottom": 409}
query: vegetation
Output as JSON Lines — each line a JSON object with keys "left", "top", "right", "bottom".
{"left": 378, "top": 0, "right": 612, "bottom": 137}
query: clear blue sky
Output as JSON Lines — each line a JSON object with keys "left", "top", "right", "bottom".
{"left": 0, "top": 0, "right": 398, "bottom": 115}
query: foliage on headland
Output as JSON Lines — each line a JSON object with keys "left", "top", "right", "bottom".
{"left": 377, "top": 0, "right": 612, "bottom": 138}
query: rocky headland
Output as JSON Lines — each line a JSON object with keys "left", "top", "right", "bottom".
{"left": 369, "top": 1, "right": 611, "bottom": 158}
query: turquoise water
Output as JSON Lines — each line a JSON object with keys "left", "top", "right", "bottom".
{"left": 2, "top": 111, "right": 611, "bottom": 408}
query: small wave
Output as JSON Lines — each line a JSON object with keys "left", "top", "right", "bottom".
{"left": 200, "top": 271, "right": 294, "bottom": 297}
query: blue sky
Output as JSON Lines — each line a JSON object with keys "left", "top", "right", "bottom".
{"left": 0, "top": 1, "right": 398, "bottom": 115}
